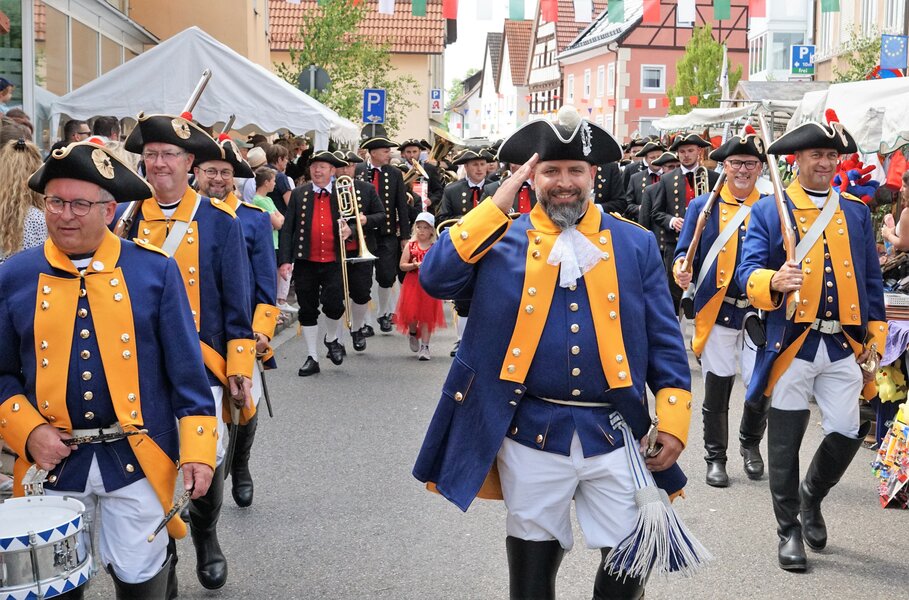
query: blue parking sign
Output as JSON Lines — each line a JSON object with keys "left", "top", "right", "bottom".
{"left": 363, "top": 89, "right": 386, "bottom": 124}
{"left": 791, "top": 45, "right": 815, "bottom": 75}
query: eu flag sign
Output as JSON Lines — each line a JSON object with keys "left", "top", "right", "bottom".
{"left": 881, "top": 35, "right": 908, "bottom": 71}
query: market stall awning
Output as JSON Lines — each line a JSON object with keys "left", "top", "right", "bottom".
{"left": 50, "top": 26, "right": 360, "bottom": 149}
{"left": 653, "top": 101, "right": 800, "bottom": 132}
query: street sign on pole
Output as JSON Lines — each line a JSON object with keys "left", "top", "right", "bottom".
{"left": 791, "top": 45, "right": 816, "bottom": 76}
{"left": 363, "top": 89, "right": 386, "bottom": 124}
{"left": 429, "top": 88, "right": 443, "bottom": 115}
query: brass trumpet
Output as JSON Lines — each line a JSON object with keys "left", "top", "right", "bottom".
{"left": 336, "top": 175, "right": 377, "bottom": 329}
{"left": 403, "top": 158, "right": 429, "bottom": 187}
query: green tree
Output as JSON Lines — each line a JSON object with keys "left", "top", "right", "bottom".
{"left": 666, "top": 24, "right": 742, "bottom": 115}
{"left": 832, "top": 27, "right": 881, "bottom": 83}
{"left": 274, "top": 0, "right": 418, "bottom": 135}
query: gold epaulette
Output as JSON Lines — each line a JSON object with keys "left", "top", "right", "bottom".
{"left": 210, "top": 197, "right": 237, "bottom": 218}
{"left": 240, "top": 201, "right": 266, "bottom": 213}
{"left": 133, "top": 238, "right": 169, "bottom": 257}
{"left": 608, "top": 211, "right": 648, "bottom": 231}
{"left": 840, "top": 191, "right": 864, "bottom": 204}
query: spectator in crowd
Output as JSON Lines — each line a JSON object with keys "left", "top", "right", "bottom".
{"left": 0, "top": 78, "right": 14, "bottom": 114}
{"left": 242, "top": 146, "right": 268, "bottom": 202}
{"left": 285, "top": 136, "right": 311, "bottom": 184}
{"left": 0, "top": 136, "right": 46, "bottom": 264}
{"left": 5, "top": 108, "right": 33, "bottom": 136}
{"left": 92, "top": 115, "right": 121, "bottom": 142}
{"left": 49, "top": 119, "right": 91, "bottom": 153}
{"left": 251, "top": 166, "right": 294, "bottom": 313}
{"left": 265, "top": 143, "right": 293, "bottom": 214}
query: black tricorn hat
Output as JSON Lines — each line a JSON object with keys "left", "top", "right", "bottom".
{"left": 709, "top": 125, "right": 767, "bottom": 163}
{"left": 360, "top": 124, "right": 397, "bottom": 150}
{"left": 480, "top": 147, "right": 498, "bottom": 162}
{"left": 635, "top": 141, "right": 666, "bottom": 158}
{"left": 194, "top": 133, "right": 254, "bottom": 179}
{"left": 340, "top": 150, "right": 363, "bottom": 164}
{"left": 29, "top": 138, "right": 154, "bottom": 202}
{"left": 310, "top": 150, "right": 348, "bottom": 168}
{"left": 451, "top": 147, "right": 489, "bottom": 166}
{"left": 123, "top": 111, "right": 221, "bottom": 159}
{"left": 651, "top": 151, "right": 680, "bottom": 167}
{"left": 669, "top": 132, "right": 711, "bottom": 151}
{"left": 498, "top": 106, "right": 621, "bottom": 165}
{"left": 397, "top": 138, "right": 424, "bottom": 151}
{"left": 627, "top": 137, "right": 648, "bottom": 150}
{"left": 766, "top": 110, "right": 857, "bottom": 155}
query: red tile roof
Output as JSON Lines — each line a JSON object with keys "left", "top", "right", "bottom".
{"left": 503, "top": 19, "right": 532, "bottom": 87}
{"left": 269, "top": 0, "right": 447, "bottom": 55}
{"left": 552, "top": 0, "right": 608, "bottom": 52}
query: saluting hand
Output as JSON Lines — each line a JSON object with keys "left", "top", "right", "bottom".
{"left": 25, "top": 424, "right": 74, "bottom": 471}
{"left": 492, "top": 154, "right": 539, "bottom": 214}
{"left": 770, "top": 260, "right": 803, "bottom": 293}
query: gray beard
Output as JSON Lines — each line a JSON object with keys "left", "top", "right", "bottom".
{"left": 540, "top": 195, "right": 588, "bottom": 229}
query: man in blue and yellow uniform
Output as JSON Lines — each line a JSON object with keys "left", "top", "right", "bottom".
{"left": 673, "top": 128, "right": 770, "bottom": 488}
{"left": 120, "top": 112, "right": 256, "bottom": 590}
{"left": 193, "top": 133, "right": 280, "bottom": 509}
{"left": 413, "top": 108, "right": 696, "bottom": 599}
{"left": 737, "top": 117, "right": 886, "bottom": 571}
{"left": 0, "top": 139, "right": 217, "bottom": 598}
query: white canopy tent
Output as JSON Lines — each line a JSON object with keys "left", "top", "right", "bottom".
{"left": 653, "top": 101, "right": 800, "bottom": 132}
{"left": 787, "top": 77, "right": 909, "bottom": 155}
{"left": 49, "top": 26, "right": 360, "bottom": 150}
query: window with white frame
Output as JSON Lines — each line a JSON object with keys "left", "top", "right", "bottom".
{"left": 607, "top": 62, "right": 615, "bottom": 96}
{"left": 818, "top": 11, "right": 835, "bottom": 55}
{"left": 638, "top": 118, "right": 659, "bottom": 137}
{"left": 884, "top": 0, "right": 906, "bottom": 34}
{"left": 583, "top": 69, "right": 591, "bottom": 99}
{"left": 604, "top": 114, "right": 614, "bottom": 135}
{"left": 640, "top": 65, "right": 665, "bottom": 93}
{"left": 861, "top": 0, "right": 877, "bottom": 36}
{"left": 596, "top": 65, "right": 605, "bottom": 97}
{"left": 566, "top": 74, "right": 575, "bottom": 103}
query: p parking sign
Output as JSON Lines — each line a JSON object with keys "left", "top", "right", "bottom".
{"left": 363, "top": 89, "right": 386, "bottom": 124}
{"left": 791, "top": 45, "right": 815, "bottom": 76}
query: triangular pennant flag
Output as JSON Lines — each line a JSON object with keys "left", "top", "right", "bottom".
{"left": 643, "top": 0, "right": 660, "bottom": 23}
{"left": 442, "top": 0, "right": 458, "bottom": 19}
{"left": 57, "top": 523, "right": 69, "bottom": 536}
{"left": 713, "top": 0, "right": 730, "bottom": 20}
{"left": 39, "top": 529, "right": 54, "bottom": 542}
{"left": 821, "top": 0, "right": 839, "bottom": 12}
{"left": 574, "top": 0, "right": 592, "bottom": 23}
{"left": 509, "top": 0, "right": 524, "bottom": 20}
{"left": 749, "top": 0, "right": 766, "bottom": 18}
{"left": 412, "top": 0, "right": 426, "bottom": 16}
{"left": 16, "top": 535, "right": 30, "bottom": 547}
{"left": 608, "top": 0, "right": 624, "bottom": 23}
{"left": 0, "top": 537, "right": 12, "bottom": 550}
{"left": 63, "top": 580, "right": 76, "bottom": 591}
{"left": 378, "top": 0, "right": 394, "bottom": 14}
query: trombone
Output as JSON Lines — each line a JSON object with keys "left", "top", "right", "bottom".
{"left": 335, "top": 175, "right": 377, "bottom": 329}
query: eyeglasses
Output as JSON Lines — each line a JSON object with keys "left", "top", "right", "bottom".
{"left": 75, "top": 130, "right": 91, "bottom": 136}
{"left": 200, "top": 168, "right": 234, "bottom": 179}
{"left": 726, "top": 159, "right": 762, "bottom": 171}
{"left": 141, "top": 150, "right": 186, "bottom": 162}
{"left": 45, "top": 196, "right": 112, "bottom": 217}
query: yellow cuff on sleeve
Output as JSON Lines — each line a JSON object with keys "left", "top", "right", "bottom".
{"left": 178, "top": 415, "right": 218, "bottom": 469}
{"left": 450, "top": 198, "right": 511, "bottom": 264}
{"left": 226, "top": 339, "right": 256, "bottom": 379}
{"left": 654, "top": 387, "right": 692, "bottom": 448}
{"left": 0, "top": 395, "right": 47, "bottom": 459}
{"left": 868, "top": 320, "right": 888, "bottom": 356}
{"left": 746, "top": 269, "right": 783, "bottom": 311}
{"left": 253, "top": 304, "right": 280, "bottom": 339}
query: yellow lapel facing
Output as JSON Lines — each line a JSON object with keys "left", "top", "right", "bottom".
{"left": 223, "top": 192, "right": 240, "bottom": 213}
{"left": 714, "top": 185, "right": 760, "bottom": 290}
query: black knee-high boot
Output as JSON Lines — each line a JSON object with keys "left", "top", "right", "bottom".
{"left": 592, "top": 548, "right": 645, "bottom": 599}
{"left": 109, "top": 555, "right": 172, "bottom": 599}
{"left": 800, "top": 420, "right": 871, "bottom": 551}
{"left": 767, "top": 407, "right": 810, "bottom": 571}
{"left": 230, "top": 414, "right": 258, "bottom": 507}
{"left": 506, "top": 536, "right": 564, "bottom": 600}
{"left": 189, "top": 464, "right": 227, "bottom": 589}
{"left": 739, "top": 394, "right": 771, "bottom": 480}
{"left": 703, "top": 373, "right": 735, "bottom": 487}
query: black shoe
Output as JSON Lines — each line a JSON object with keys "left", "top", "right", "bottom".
{"left": 706, "top": 461, "right": 729, "bottom": 488}
{"left": 593, "top": 547, "right": 645, "bottom": 599}
{"left": 703, "top": 373, "right": 734, "bottom": 488}
{"left": 740, "top": 395, "right": 770, "bottom": 481}
{"left": 298, "top": 357, "right": 320, "bottom": 377}
{"left": 351, "top": 328, "right": 367, "bottom": 351}
{"left": 768, "top": 408, "right": 811, "bottom": 572}
{"left": 741, "top": 445, "right": 765, "bottom": 480}
{"left": 450, "top": 340, "right": 460, "bottom": 357}
{"left": 324, "top": 336, "right": 345, "bottom": 365}
{"left": 778, "top": 527, "right": 807, "bottom": 571}
{"left": 230, "top": 415, "right": 257, "bottom": 508}
{"left": 361, "top": 324, "right": 375, "bottom": 337}
{"left": 377, "top": 314, "right": 393, "bottom": 333}
{"left": 189, "top": 465, "right": 227, "bottom": 589}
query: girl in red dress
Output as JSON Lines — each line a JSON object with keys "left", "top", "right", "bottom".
{"left": 396, "top": 212, "right": 446, "bottom": 360}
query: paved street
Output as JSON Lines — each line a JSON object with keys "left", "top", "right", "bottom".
{"left": 85, "top": 315, "right": 907, "bottom": 599}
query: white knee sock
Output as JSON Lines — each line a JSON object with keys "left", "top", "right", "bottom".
{"left": 351, "top": 302, "right": 368, "bottom": 331}
{"left": 456, "top": 316, "right": 468, "bottom": 340}
{"left": 302, "top": 325, "right": 319, "bottom": 360}
{"left": 377, "top": 286, "right": 392, "bottom": 317}
{"left": 324, "top": 318, "right": 340, "bottom": 343}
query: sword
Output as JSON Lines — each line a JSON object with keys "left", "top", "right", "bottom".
{"left": 147, "top": 487, "right": 193, "bottom": 543}
{"left": 258, "top": 359, "right": 274, "bottom": 418}
{"left": 223, "top": 400, "right": 241, "bottom": 481}
{"left": 62, "top": 428, "right": 147, "bottom": 446}
{"left": 645, "top": 417, "right": 663, "bottom": 458}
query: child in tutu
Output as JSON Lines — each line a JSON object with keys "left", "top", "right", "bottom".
{"left": 396, "top": 212, "right": 446, "bottom": 360}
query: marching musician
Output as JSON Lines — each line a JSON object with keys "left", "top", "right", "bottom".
{"left": 413, "top": 107, "right": 696, "bottom": 599}
{"left": 620, "top": 136, "right": 648, "bottom": 190}
{"left": 119, "top": 112, "right": 256, "bottom": 592}
{"left": 399, "top": 138, "right": 443, "bottom": 211}
{"left": 483, "top": 162, "right": 537, "bottom": 214}
{"left": 193, "top": 135, "right": 280, "bottom": 509}
{"left": 354, "top": 125, "right": 411, "bottom": 333}
{"left": 672, "top": 129, "right": 771, "bottom": 488}
{"left": 592, "top": 160, "right": 626, "bottom": 215}
{"left": 334, "top": 150, "right": 387, "bottom": 350}
{"left": 625, "top": 140, "right": 666, "bottom": 222}
{"left": 736, "top": 117, "right": 886, "bottom": 571}
{"left": 279, "top": 151, "right": 353, "bottom": 376}
{"left": 435, "top": 147, "right": 489, "bottom": 357}
{"left": 0, "top": 140, "right": 217, "bottom": 597}
{"left": 640, "top": 151, "right": 680, "bottom": 234}
{"left": 651, "top": 133, "right": 719, "bottom": 312}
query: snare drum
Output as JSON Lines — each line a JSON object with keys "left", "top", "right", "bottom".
{"left": 0, "top": 496, "right": 93, "bottom": 599}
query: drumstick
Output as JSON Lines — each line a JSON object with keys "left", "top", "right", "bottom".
{"left": 147, "top": 487, "right": 193, "bottom": 543}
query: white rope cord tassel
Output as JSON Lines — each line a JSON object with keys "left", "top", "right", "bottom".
{"left": 604, "top": 414, "right": 712, "bottom": 579}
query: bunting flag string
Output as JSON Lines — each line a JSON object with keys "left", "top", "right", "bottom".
{"left": 608, "top": 0, "right": 624, "bottom": 23}
{"left": 442, "top": 0, "right": 457, "bottom": 19}
{"left": 713, "top": 0, "right": 730, "bottom": 20}
{"left": 412, "top": 0, "right": 426, "bottom": 16}
{"left": 643, "top": 0, "right": 660, "bottom": 23}
{"left": 377, "top": 0, "right": 394, "bottom": 14}
{"left": 508, "top": 0, "right": 524, "bottom": 20}
{"left": 820, "top": 0, "right": 840, "bottom": 12}
{"left": 541, "top": 0, "right": 559, "bottom": 22}
{"left": 749, "top": 0, "right": 766, "bottom": 18}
